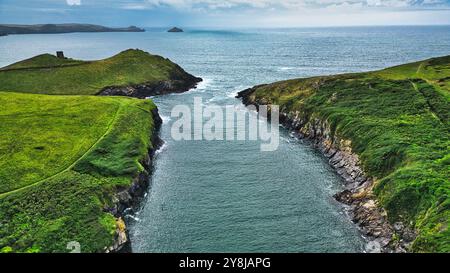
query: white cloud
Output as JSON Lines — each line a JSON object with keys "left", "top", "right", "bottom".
{"left": 66, "top": 0, "right": 81, "bottom": 6}
{"left": 119, "top": 0, "right": 450, "bottom": 12}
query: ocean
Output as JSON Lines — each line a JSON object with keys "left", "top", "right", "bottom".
{"left": 1, "top": 26, "right": 449, "bottom": 252}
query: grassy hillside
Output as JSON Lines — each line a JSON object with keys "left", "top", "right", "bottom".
{"left": 0, "top": 91, "right": 158, "bottom": 252}
{"left": 0, "top": 49, "right": 197, "bottom": 95}
{"left": 240, "top": 56, "right": 450, "bottom": 252}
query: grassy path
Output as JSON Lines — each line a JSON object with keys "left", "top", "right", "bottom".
{"left": 0, "top": 102, "right": 124, "bottom": 198}
{"left": 409, "top": 81, "right": 442, "bottom": 123}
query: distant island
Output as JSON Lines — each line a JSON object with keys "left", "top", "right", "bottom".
{"left": 0, "top": 24, "right": 145, "bottom": 35}
{"left": 168, "top": 27, "right": 183, "bottom": 33}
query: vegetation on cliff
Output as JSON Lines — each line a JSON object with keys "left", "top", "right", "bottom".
{"left": 0, "top": 91, "right": 159, "bottom": 252}
{"left": 238, "top": 56, "right": 450, "bottom": 252}
{"left": 0, "top": 49, "right": 200, "bottom": 95}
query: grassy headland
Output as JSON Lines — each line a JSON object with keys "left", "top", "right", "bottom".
{"left": 0, "top": 91, "right": 159, "bottom": 252}
{"left": 0, "top": 49, "right": 201, "bottom": 96}
{"left": 0, "top": 49, "right": 201, "bottom": 252}
{"left": 238, "top": 56, "right": 450, "bottom": 252}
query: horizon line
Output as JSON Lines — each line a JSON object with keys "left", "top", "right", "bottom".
{"left": 2, "top": 23, "right": 450, "bottom": 29}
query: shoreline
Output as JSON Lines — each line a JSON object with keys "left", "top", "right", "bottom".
{"left": 98, "top": 77, "right": 202, "bottom": 98}
{"left": 106, "top": 107, "right": 163, "bottom": 253}
{"left": 237, "top": 87, "right": 416, "bottom": 253}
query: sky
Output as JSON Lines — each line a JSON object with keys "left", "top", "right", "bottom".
{"left": 1, "top": 0, "right": 450, "bottom": 27}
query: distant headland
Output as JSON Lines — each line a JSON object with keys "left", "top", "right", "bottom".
{"left": 168, "top": 27, "right": 183, "bottom": 33}
{"left": 0, "top": 24, "right": 145, "bottom": 35}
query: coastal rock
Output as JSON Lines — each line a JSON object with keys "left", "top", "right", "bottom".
{"left": 168, "top": 27, "right": 183, "bottom": 33}
{"left": 105, "top": 218, "right": 128, "bottom": 253}
{"left": 99, "top": 77, "right": 202, "bottom": 98}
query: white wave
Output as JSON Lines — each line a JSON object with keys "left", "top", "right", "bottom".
{"left": 155, "top": 142, "right": 168, "bottom": 155}
{"left": 206, "top": 97, "right": 219, "bottom": 104}
{"left": 194, "top": 77, "right": 213, "bottom": 92}
{"left": 160, "top": 115, "right": 171, "bottom": 123}
{"left": 125, "top": 214, "right": 141, "bottom": 222}
{"left": 277, "top": 66, "right": 297, "bottom": 71}
{"left": 227, "top": 85, "right": 249, "bottom": 98}
{"left": 227, "top": 91, "right": 238, "bottom": 98}
{"left": 278, "top": 66, "right": 296, "bottom": 71}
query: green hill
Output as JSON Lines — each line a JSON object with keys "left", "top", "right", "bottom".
{"left": 238, "top": 56, "right": 450, "bottom": 252}
{"left": 0, "top": 91, "right": 160, "bottom": 252}
{"left": 0, "top": 49, "right": 201, "bottom": 96}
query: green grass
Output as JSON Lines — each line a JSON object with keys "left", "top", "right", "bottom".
{"left": 0, "top": 49, "right": 192, "bottom": 95}
{"left": 0, "top": 91, "right": 158, "bottom": 252}
{"left": 247, "top": 56, "right": 450, "bottom": 252}
{"left": 0, "top": 54, "right": 85, "bottom": 70}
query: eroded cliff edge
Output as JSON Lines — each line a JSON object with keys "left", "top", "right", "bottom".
{"left": 105, "top": 108, "right": 163, "bottom": 253}
{"left": 240, "top": 87, "right": 414, "bottom": 252}
{"left": 99, "top": 72, "right": 202, "bottom": 98}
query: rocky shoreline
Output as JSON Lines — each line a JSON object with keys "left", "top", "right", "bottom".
{"left": 99, "top": 76, "right": 203, "bottom": 98}
{"left": 105, "top": 107, "right": 163, "bottom": 253}
{"left": 237, "top": 87, "right": 416, "bottom": 253}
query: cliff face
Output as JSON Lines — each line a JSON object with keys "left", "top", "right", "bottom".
{"left": 0, "top": 92, "right": 163, "bottom": 253}
{"left": 106, "top": 108, "right": 163, "bottom": 253}
{"left": 238, "top": 89, "right": 414, "bottom": 252}
{"left": 236, "top": 55, "right": 450, "bottom": 253}
{"left": 0, "top": 49, "right": 203, "bottom": 96}
{"left": 99, "top": 75, "right": 202, "bottom": 98}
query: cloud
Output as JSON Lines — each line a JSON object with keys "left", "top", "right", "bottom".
{"left": 66, "top": 0, "right": 81, "bottom": 6}
{"left": 127, "top": 0, "right": 450, "bottom": 11}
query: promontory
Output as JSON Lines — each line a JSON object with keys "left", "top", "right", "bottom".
{"left": 0, "top": 49, "right": 201, "bottom": 253}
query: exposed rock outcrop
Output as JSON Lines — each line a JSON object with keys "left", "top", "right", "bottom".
{"left": 237, "top": 87, "right": 416, "bottom": 253}
{"left": 99, "top": 77, "right": 202, "bottom": 98}
{"left": 168, "top": 27, "right": 183, "bottom": 33}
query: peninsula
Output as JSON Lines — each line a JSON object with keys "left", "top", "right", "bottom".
{"left": 0, "top": 49, "right": 201, "bottom": 253}
{"left": 0, "top": 49, "right": 202, "bottom": 97}
{"left": 0, "top": 24, "right": 145, "bottom": 35}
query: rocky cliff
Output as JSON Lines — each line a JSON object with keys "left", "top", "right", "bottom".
{"left": 106, "top": 108, "right": 163, "bottom": 253}
{"left": 99, "top": 75, "right": 202, "bottom": 98}
{"left": 237, "top": 87, "right": 416, "bottom": 252}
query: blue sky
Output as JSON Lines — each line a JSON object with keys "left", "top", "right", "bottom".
{"left": 1, "top": 0, "right": 450, "bottom": 27}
